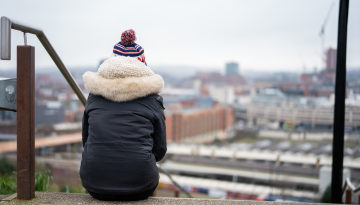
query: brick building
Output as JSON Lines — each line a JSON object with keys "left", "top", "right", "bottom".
{"left": 165, "top": 106, "right": 234, "bottom": 142}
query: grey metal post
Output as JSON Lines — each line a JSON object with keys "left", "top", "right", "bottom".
{"left": 0, "top": 17, "right": 11, "bottom": 60}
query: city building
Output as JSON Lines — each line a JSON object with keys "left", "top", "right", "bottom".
{"left": 326, "top": 48, "right": 337, "bottom": 71}
{"left": 235, "top": 88, "right": 360, "bottom": 131}
{"left": 163, "top": 96, "right": 234, "bottom": 143}
{"left": 225, "top": 62, "right": 239, "bottom": 76}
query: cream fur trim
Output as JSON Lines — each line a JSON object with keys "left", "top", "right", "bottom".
{"left": 83, "top": 72, "right": 164, "bottom": 102}
{"left": 83, "top": 56, "right": 164, "bottom": 102}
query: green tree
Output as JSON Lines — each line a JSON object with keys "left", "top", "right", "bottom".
{"left": 321, "top": 185, "right": 331, "bottom": 203}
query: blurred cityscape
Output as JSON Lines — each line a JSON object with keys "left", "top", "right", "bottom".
{"left": 1, "top": 46, "right": 360, "bottom": 202}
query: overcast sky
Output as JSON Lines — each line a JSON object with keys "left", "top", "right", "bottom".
{"left": 0, "top": 0, "right": 359, "bottom": 72}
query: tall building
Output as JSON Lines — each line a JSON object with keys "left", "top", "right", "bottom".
{"left": 326, "top": 48, "right": 337, "bottom": 71}
{"left": 225, "top": 62, "right": 239, "bottom": 76}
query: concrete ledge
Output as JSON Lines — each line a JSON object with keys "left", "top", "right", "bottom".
{"left": 0, "top": 194, "right": 17, "bottom": 205}
{"left": 4, "top": 192, "right": 337, "bottom": 205}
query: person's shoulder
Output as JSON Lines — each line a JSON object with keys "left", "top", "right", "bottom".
{"left": 141, "top": 94, "right": 165, "bottom": 110}
{"left": 151, "top": 94, "right": 165, "bottom": 109}
{"left": 86, "top": 93, "right": 110, "bottom": 107}
{"left": 87, "top": 93, "right": 102, "bottom": 101}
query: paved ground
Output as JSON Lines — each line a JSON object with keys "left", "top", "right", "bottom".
{"left": 0, "top": 192, "right": 338, "bottom": 205}
{"left": 0, "top": 195, "right": 9, "bottom": 200}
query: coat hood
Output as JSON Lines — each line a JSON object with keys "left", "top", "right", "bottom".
{"left": 83, "top": 56, "right": 164, "bottom": 102}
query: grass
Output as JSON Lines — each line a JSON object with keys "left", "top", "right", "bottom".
{"left": 35, "top": 169, "right": 52, "bottom": 192}
{"left": 0, "top": 157, "right": 87, "bottom": 195}
{"left": 0, "top": 174, "right": 16, "bottom": 195}
{"left": 0, "top": 156, "right": 16, "bottom": 195}
{"left": 0, "top": 171, "right": 52, "bottom": 194}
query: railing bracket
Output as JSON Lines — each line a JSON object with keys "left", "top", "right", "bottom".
{"left": 23, "top": 32, "right": 27, "bottom": 46}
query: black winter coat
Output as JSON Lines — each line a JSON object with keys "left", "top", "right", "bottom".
{"left": 80, "top": 93, "right": 167, "bottom": 195}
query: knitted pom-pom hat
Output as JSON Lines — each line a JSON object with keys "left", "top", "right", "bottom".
{"left": 113, "top": 29, "right": 147, "bottom": 65}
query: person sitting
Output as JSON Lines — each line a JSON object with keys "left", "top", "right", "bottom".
{"left": 80, "top": 30, "right": 166, "bottom": 201}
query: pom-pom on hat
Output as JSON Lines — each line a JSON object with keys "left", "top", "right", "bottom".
{"left": 113, "top": 29, "right": 147, "bottom": 65}
{"left": 121, "top": 29, "right": 136, "bottom": 45}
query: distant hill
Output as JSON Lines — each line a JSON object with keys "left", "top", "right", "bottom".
{"left": 1, "top": 65, "right": 359, "bottom": 85}
{"left": 152, "top": 65, "right": 222, "bottom": 79}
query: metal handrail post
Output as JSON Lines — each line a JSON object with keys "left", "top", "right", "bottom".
{"left": 1, "top": 16, "right": 86, "bottom": 105}
{"left": 342, "top": 178, "right": 360, "bottom": 195}
{"left": 16, "top": 46, "right": 35, "bottom": 199}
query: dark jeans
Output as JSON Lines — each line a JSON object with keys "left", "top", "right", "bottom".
{"left": 89, "top": 188, "right": 155, "bottom": 201}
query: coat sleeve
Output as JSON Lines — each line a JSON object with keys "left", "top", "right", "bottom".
{"left": 82, "top": 110, "right": 89, "bottom": 147}
{"left": 152, "top": 108, "right": 167, "bottom": 162}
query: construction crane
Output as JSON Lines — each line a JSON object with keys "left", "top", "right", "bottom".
{"left": 319, "top": 2, "right": 335, "bottom": 68}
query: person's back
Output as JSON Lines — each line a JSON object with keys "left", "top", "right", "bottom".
{"left": 80, "top": 34, "right": 166, "bottom": 200}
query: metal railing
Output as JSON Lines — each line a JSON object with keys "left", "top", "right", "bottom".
{"left": 342, "top": 178, "right": 360, "bottom": 204}
{"left": 1, "top": 16, "right": 192, "bottom": 199}
{"left": 158, "top": 165, "right": 192, "bottom": 198}
{"left": 1, "top": 16, "right": 86, "bottom": 105}
{"left": 343, "top": 178, "right": 360, "bottom": 194}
